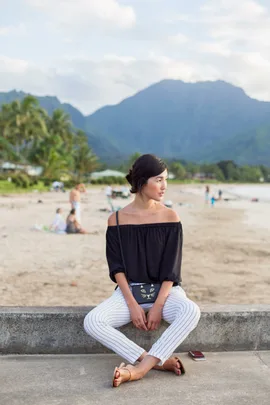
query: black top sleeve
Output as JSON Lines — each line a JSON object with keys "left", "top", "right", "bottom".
{"left": 106, "top": 227, "right": 125, "bottom": 283}
{"left": 159, "top": 222, "right": 183, "bottom": 283}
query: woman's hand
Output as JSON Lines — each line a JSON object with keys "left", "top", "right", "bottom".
{"left": 129, "top": 303, "right": 148, "bottom": 331}
{"left": 147, "top": 304, "right": 163, "bottom": 331}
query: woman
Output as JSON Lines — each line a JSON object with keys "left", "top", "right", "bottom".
{"left": 66, "top": 208, "right": 87, "bottom": 234}
{"left": 50, "top": 208, "right": 66, "bottom": 233}
{"left": 84, "top": 154, "right": 201, "bottom": 387}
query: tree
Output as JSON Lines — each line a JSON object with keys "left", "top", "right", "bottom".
{"left": 200, "top": 163, "right": 225, "bottom": 181}
{"left": 0, "top": 136, "right": 19, "bottom": 161}
{"left": 170, "top": 162, "right": 186, "bottom": 180}
{"left": 73, "top": 130, "right": 98, "bottom": 183}
{"left": 239, "top": 166, "right": 263, "bottom": 182}
{"left": 217, "top": 160, "right": 239, "bottom": 181}
{"left": 0, "top": 96, "right": 48, "bottom": 161}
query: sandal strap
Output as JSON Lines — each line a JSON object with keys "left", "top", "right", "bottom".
{"left": 121, "top": 367, "right": 132, "bottom": 381}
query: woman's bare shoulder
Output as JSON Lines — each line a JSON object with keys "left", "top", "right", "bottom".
{"left": 108, "top": 212, "right": 116, "bottom": 226}
{"left": 108, "top": 204, "right": 133, "bottom": 226}
{"left": 161, "top": 206, "right": 180, "bottom": 223}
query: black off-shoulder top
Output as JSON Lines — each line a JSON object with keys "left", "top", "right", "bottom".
{"left": 106, "top": 222, "right": 183, "bottom": 286}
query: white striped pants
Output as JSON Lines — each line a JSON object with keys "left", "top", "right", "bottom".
{"left": 84, "top": 285, "right": 201, "bottom": 366}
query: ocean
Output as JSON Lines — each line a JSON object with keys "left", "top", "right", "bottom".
{"left": 225, "top": 185, "right": 270, "bottom": 202}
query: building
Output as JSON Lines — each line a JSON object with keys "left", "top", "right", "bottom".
{"left": 1, "top": 162, "right": 43, "bottom": 176}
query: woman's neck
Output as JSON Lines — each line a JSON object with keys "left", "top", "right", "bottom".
{"left": 132, "top": 193, "right": 157, "bottom": 211}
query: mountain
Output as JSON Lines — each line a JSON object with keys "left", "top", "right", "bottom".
{"left": 0, "top": 90, "right": 120, "bottom": 160}
{"left": 86, "top": 80, "right": 270, "bottom": 165}
{"left": 1, "top": 81, "right": 270, "bottom": 165}
{"left": 200, "top": 124, "right": 270, "bottom": 166}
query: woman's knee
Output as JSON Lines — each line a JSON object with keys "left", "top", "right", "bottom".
{"left": 190, "top": 302, "right": 201, "bottom": 325}
{"left": 83, "top": 308, "right": 106, "bottom": 336}
{"left": 178, "top": 300, "right": 201, "bottom": 326}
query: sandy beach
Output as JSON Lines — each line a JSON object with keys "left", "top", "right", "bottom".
{"left": 0, "top": 184, "right": 270, "bottom": 306}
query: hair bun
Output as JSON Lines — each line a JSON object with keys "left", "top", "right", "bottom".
{"left": 126, "top": 169, "right": 133, "bottom": 185}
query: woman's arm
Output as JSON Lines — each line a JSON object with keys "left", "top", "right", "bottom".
{"left": 155, "top": 280, "right": 174, "bottom": 308}
{"left": 147, "top": 281, "right": 173, "bottom": 331}
{"left": 107, "top": 213, "right": 147, "bottom": 330}
{"left": 114, "top": 272, "right": 136, "bottom": 307}
{"left": 147, "top": 209, "right": 180, "bottom": 330}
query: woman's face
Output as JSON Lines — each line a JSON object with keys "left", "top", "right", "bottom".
{"left": 142, "top": 169, "right": 168, "bottom": 201}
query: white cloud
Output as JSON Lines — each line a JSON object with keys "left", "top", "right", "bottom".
{"left": 167, "top": 33, "right": 189, "bottom": 45}
{"left": 0, "top": 55, "right": 29, "bottom": 73}
{"left": 26, "top": 0, "right": 136, "bottom": 30}
{"left": 1, "top": 0, "right": 270, "bottom": 114}
{"left": 0, "top": 24, "right": 26, "bottom": 36}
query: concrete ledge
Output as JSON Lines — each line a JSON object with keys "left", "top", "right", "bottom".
{"left": 0, "top": 305, "right": 269, "bottom": 354}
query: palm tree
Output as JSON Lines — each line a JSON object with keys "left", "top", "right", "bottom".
{"left": 1, "top": 96, "right": 48, "bottom": 161}
{"left": 47, "top": 109, "right": 74, "bottom": 146}
{"left": 73, "top": 130, "right": 98, "bottom": 183}
{"left": 0, "top": 135, "right": 19, "bottom": 161}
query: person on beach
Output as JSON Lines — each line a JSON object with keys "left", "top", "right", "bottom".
{"left": 83, "top": 154, "right": 201, "bottom": 387}
{"left": 218, "top": 189, "right": 223, "bottom": 200}
{"left": 50, "top": 208, "right": 66, "bottom": 233}
{"left": 66, "top": 208, "right": 87, "bottom": 234}
{"left": 69, "top": 183, "right": 86, "bottom": 224}
{"left": 205, "top": 185, "right": 210, "bottom": 204}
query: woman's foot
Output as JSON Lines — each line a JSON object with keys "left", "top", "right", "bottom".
{"left": 112, "top": 363, "right": 143, "bottom": 387}
{"left": 154, "top": 357, "right": 185, "bottom": 376}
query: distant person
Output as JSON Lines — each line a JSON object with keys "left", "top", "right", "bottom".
{"left": 218, "top": 189, "right": 223, "bottom": 200}
{"left": 105, "top": 185, "right": 113, "bottom": 199}
{"left": 120, "top": 184, "right": 130, "bottom": 199}
{"left": 66, "top": 209, "right": 87, "bottom": 234}
{"left": 69, "top": 183, "right": 86, "bottom": 224}
{"left": 50, "top": 208, "right": 66, "bottom": 233}
{"left": 205, "top": 185, "right": 210, "bottom": 204}
{"left": 210, "top": 196, "right": 215, "bottom": 207}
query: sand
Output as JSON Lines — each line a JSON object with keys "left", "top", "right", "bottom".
{"left": 0, "top": 184, "right": 270, "bottom": 306}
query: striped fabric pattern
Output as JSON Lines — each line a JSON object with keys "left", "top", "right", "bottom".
{"left": 84, "top": 286, "right": 201, "bottom": 366}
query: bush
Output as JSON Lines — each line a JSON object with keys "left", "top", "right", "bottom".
{"left": 11, "top": 173, "right": 31, "bottom": 188}
{"left": 0, "top": 173, "right": 8, "bottom": 181}
{"left": 62, "top": 180, "right": 76, "bottom": 189}
{"left": 90, "top": 176, "right": 126, "bottom": 185}
{"left": 39, "top": 177, "right": 52, "bottom": 187}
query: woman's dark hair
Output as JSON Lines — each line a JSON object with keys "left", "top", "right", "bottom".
{"left": 56, "top": 208, "right": 61, "bottom": 214}
{"left": 126, "top": 154, "right": 167, "bottom": 194}
{"left": 70, "top": 208, "right": 76, "bottom": 215}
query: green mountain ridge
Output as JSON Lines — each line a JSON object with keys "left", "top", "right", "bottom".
{"left": 85, "top": 79, "right": 270, "bottom": 165}
{"left": 1, "top": 80, "right": 270, "bottom": 165}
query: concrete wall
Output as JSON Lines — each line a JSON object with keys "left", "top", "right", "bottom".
{"left": 0, "top": 305, "right": 269, "bottom": 354}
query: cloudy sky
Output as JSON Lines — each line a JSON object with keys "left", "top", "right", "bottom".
{"left": 0, "top": 0, "right": 270, "bottom": 114}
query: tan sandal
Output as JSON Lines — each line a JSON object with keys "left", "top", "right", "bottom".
{"left": 175, "top": 357, "right": 186, "bottom": 375}
{"left": 161, "top": 357, "right": 186, "bottom": 376}
{"left": 112, "top": 362, "right": 131, "bottom": 387}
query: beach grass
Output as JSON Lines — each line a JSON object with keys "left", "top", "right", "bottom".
{"left": 0, "top": 180, "right": 49, "bottom": 194}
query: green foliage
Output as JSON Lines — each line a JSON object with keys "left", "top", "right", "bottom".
{"left": 0, "top": 96, "right": 99, "bottom": 184}
{"left": 73, "top": 130, "right": 99, "bottom": 183}
{"left": 0, "top": 180, "right": 48, "bottom": 194}
{"left": 169, "top": 162, "right": 186, "bottom": 180}
{"left": 10, "top": 173, "right": 31, "bottom": 188}
{"left": 91, "top": 176, "right": 126, "bottom": 185}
